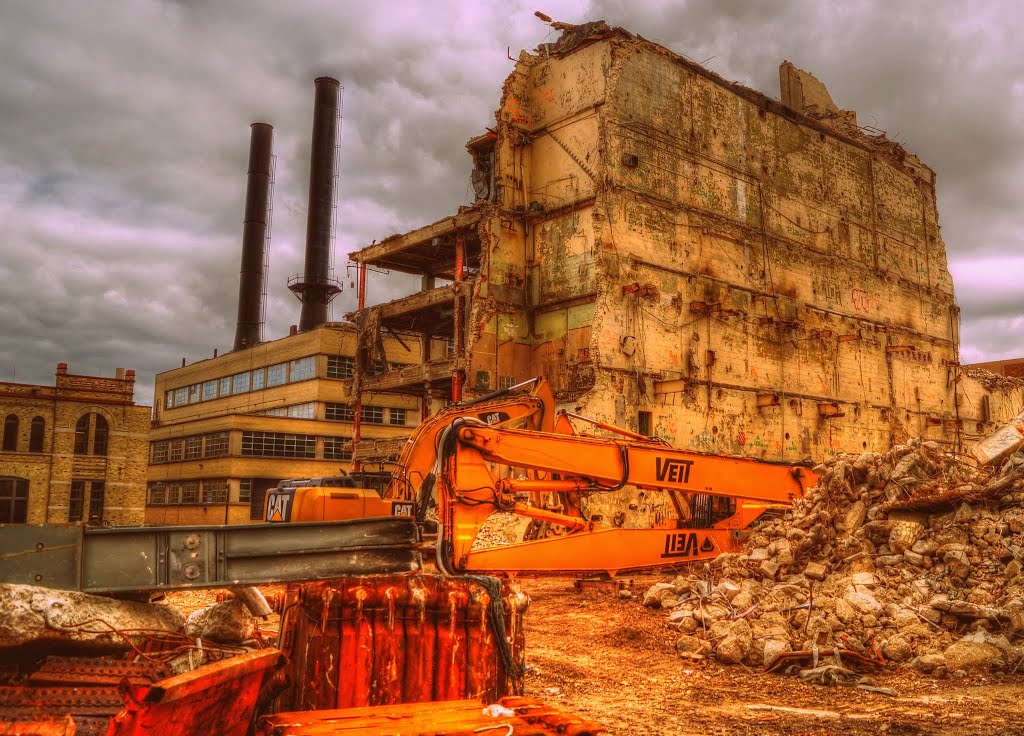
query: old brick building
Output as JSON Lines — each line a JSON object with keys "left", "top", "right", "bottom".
{"left": 0, "top": 363, "right": 149, "bottom": 525}
{"left": 345, "top": 21, "right": 1022, "bottom": 474}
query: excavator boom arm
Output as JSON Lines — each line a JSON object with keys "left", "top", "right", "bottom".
{"left": 437, "top": 420, "right": 819, "bottom": 575}
{"left": 454, "top": 424, "right": 813, "bottom": 503}
{"left": 384, "top": 377, "right": 567, "bottom": 500}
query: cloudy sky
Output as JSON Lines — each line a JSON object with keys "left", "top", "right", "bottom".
{"left": 1, "top": 0, "right": 1021, "bottom": 406}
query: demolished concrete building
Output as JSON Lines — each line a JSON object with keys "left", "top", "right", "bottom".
{"left": 347, "top": 21, "right": 1023, "bottom": 469}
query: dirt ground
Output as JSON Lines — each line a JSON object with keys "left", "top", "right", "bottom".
{"left": 519, "top": 576, "right": 1024, "bottom": 736}
{"left": 165, "top": 579, "right": 1024, "bottom": 735}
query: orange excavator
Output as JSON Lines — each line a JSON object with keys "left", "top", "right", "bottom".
{"left": 431, "top": 415, "right": 817, "bottom": 575}
{"left": 267, "top": 377, "right": 819, "bottom": 573}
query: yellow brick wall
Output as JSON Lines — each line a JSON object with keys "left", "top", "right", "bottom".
{"left": 0, "top": 371, "right": 149, "bottom": 525}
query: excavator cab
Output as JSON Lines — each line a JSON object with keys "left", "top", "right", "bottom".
{"left": 264, "top": 471, "right": 410, "bottom": 523}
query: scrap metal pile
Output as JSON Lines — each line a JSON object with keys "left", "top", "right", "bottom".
{"left": 645, "top": 424, "right": 1024, "bottom": 678}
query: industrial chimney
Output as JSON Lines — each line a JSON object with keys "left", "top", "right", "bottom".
{"left": 289, "top": 76, "right": 342, "bottom": 331}
{"left": 233, "top": 122, "right": 273, "bottom": 351}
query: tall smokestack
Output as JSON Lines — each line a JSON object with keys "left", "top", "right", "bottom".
{"left": 234, "top": 122, "right": 273, "bottom": 351}
{"left": 290, "top": 76, "right": 341, "bottom": 331}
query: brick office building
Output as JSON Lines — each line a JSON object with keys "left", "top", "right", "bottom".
{"left": 0, "top": 363, "right": 149, "bottom": 525}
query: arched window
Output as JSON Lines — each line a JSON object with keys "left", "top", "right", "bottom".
{"left": 2, "top": 415, "right": 18, "bottom": 452}
{"left": 74, "top": 413, "right": 110, "bottom": 456}
{"left": 29, "top": 417, "right": 45, "bottom": 453}
{"left": 74, "top": 415, "right": 91, "bottom": 455}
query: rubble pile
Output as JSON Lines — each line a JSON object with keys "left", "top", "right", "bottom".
{"left": 964, "top": 366, "right": 1024, "bottom": 393}
{"left": 645, "top": 439, "right": 1024, "bottom": 676}
{"left": 0, "top": 584, "right": 263, "bottom": 674}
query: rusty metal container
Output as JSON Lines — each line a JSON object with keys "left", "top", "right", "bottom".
{"left": 275, "top": 574, "right": 529, "bottom": 711}
{"left": 0, "top": 575, "right": 534, "bottom": 735}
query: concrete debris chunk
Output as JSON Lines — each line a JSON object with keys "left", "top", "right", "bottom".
{"left": 185, "top": 598, "right": 259, "bottom": 644}
{"left": 971, "top": 411, "right": 1024, "bottom": 466}
{"left": 0, "top": 583, "right": 184, "bottom": 654}
{"left": 649, "top": 439, "right": 1024, "bottom": 674}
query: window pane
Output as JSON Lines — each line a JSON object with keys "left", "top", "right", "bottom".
{"left": 204, "top": 432, "right": 229, "bottom": 458}
{"left": 74, "top": 415, "right": 90, "bottom": 455}
{"left": 327, "top": 355, "right": 355, "bottom": 379}
{"left": 3, "top": 415, "right": 19, "bottom": 452}
{"left": 202, "top": 380, "right": 218, "bottom": 401}
{"left": 389, "top": 408, "right": 407, "bottom": 426}
{"left": 232, "top": 372, "right": 250, "bottom": 394}
{"left": 363, "top": 405, "right": 384, "bottom": 424}
{"left": 0, "top": 478, "right": 30, "bottom": 523}
{"left": 165, "top": 483, "right": 182, "bottom": 504}
{"left": 92, "top": 415, "right": 108, "bottom": 457}
{"left": 165, "top": 392, "right": 174, "bottom": 409}
{"left": 241, "top": 431, "right": 316, "bottom": 458}
{"left": 219, "top": 376, "right": 232, "bottom": 397}
{"left": 150, "top": 441, "right": 168, "bottom": 464}
{"left": 29, "top": 417, "right": 45, "bottom": 453}
{"left": 251, "top": 369, "right": 265, "bottom": 390}
{"left": 288, "top": 402, "right": 315, "bottom": 419}
{"left": 174, "top": 387, "right": 188, "bottom": 406}
{"left": 325, "top": 403, "right": 353, "bottom": 421}
{"left": 238, "top": 479, "right": 252, "bottom": 502}
{"left": 69, "top": 480, "right": 85, "bottom": 522}
{"left": 323, "top": 436, "right": 352, "bottom": 461}
{"left": 182, "top": 481, "right": 200, "bottom": 504}
{"left": 148, "top": 482, "right": 166, "bottom": 505}
{"left": 188, "top": 384, "right": 201, "bottom": 403}
{"left": 88, "top": 481, "right": 105, "bottom": 522}
{"left": 184, "top": 436, "right": 203, "bottom": 460}
{"left": 203, "top": 479, "right": 228, "bottom": 504}
{"left": 267, "top": 363, "right": 287, "bottom": 387}
{"left": 289, "top": 356, "right": 316, "bottom": 382}
{"left": 169, "top": 439, "right": 184, "bottom": 462}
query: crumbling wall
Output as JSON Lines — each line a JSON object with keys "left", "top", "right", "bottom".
{"left": 572, "top": 29, "right": 976, "bottom": 463}
{"left": 469, "top": 23, "right": 1017, "bottom": 468}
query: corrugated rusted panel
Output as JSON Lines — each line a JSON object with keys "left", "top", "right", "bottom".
{"left": 276, "top": 575, "right": 528, "bottom": 712}
{"left": 257, "top": 696, "right": 607, "bottom": 735}
{"left": 108, "top": 649, "right": 285, "bottom": 736}
{"left": 0, "top": 656, "right": 173, "bottom": 736}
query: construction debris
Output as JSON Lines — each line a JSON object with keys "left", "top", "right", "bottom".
{"left": 972, "top": 410, "right": 1024, "bottom": 466}
{"left": 0, "top": 584, "right": 183, "bottom": 655}
{"left": 965, "top": 366, "right": 1024, "bottom": 393}
{"left": 645, "top": 438, "right": 1024, "bottom": 677}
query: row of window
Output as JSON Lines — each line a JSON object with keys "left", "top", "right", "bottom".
{"left": 240, "top": 431, "right": 353, "bottom": 460}
{"left": 164, "top": 356, "right": 317, "bottom": 409}
{"left": 147, "top": 479, "right": 264, "bottom": 520}
{"left": 0, "top": 476, "right": 106, "bottom": 524}
{"left": 258, "top": 401, "right": 408, "bottom": 425}
{"left": 325, "top": 403, "right": 406, "bottom": 425}
{"left": 3, "top": 413, "right": 108, "bottom": 456}
{"left": 69, "top": 480, "right": 105, "bottom": 522}
{"left": 325, "top": 356, "right": 413, "bottom": 380}
{"left": 256, "top": 402, "right": 315, "bottom": 419}
{"left": 3, "top": 415, "right": 45, "bottom": 453}
{"left": 150, "top": 432, "right": 229, "bottom": 464}
{"left": 147, "top": 479, "right": 229, "bottom": 505}
{"left": 150, "top": 430, "right": 359, "bottom": 464}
